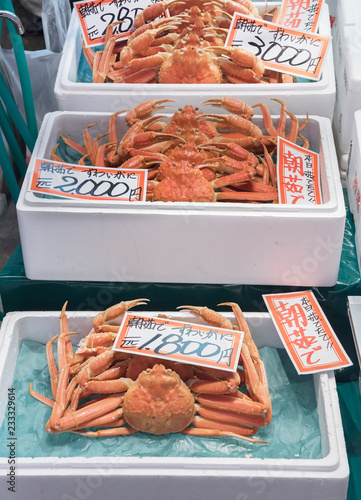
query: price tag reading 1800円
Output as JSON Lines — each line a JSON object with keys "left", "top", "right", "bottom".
{"left": 113, "top": 313, "right": 244, "bottom": 372}
{"left": 30, "top": 159, "right": 147, "bottom": 202}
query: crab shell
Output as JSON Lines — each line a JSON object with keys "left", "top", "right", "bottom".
{"left": 123, "top": 364, "right": 196, "bottom": 434}
{"left": 158, "top": 45, "right": 223, "bottom": 84}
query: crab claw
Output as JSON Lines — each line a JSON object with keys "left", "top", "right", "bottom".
{"left": 177, "top": 305, "right": 234, "bottom": 330}
{"left": 198, "top": 114, "right": 263, "bottom": 141}
{"left": 93, "top": 298, "right": 150, "bottom": 331}
{"left": 126, "top": 100, "right": 176, "bottom": 125}
{"left": 202, "top": 98, "right": 254, "bottom": 119}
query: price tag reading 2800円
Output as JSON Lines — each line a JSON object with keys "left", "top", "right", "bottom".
{"left": 30, "top": 159, "right": 147, "bottom": 202}
{"left": 74, "top": 0, "right": 168, "bottom": 47}
{"left": 113, "top": 313, "right": 244, "bottom": 372}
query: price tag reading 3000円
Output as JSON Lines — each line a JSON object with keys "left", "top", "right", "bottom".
{"left": 113, "top": 313, "right": 244, "bottom": 372}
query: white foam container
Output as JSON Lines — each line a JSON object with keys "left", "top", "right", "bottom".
{"left": 332, "top": 0, "right": 361, "bottom": 163}
{"left": 346, "top": 110, "right": 361, "bottom": 217}
{"left": 347, "top": 297, "right": 361, "bottom": 395}
{"left": 346, "top": 110, "right": 361, "bottom": 274}
{"left": 54, "top": 3, "right": 335, "bottom": 119}
{"left": 0, "top": 310, "right": 350, "bottom": 500}
{"left": 16, "top": 109, "right": 345, "bottom": 285}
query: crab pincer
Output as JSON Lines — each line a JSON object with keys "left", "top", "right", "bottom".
{"left": 126, "top": 99, "right": 175, "bottom": 125}
{"left": 202, "top": 97, "right": 254, "bottom": 120}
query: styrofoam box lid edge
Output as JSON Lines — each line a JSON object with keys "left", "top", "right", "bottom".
{"left": 19, "top": 112, "right": 345, "bottom": 217}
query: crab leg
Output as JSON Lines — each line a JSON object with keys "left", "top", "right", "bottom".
{"left": 126, "top": 99, "right": 175, "bottom": 125}
{"left": 60, "top": 134, "right": 87, "bottom": 157}
{"left": 182, "top": 420, "right": 267, "bottom": 443}
{"left": 220, "top": 302, "right": 272, "bottom": 424}
{"left": 48, "top": 364, "right": 70, "bottom": 432}
{"left": 202, "top": 97, "right": 254, "bottom": 119}
{"left": 196, "top": 393, "right": 267, "bottom": 418}
{"left": 261, "top": 144, "right": 277, "bottom": 187}
{"left": 198, "top": 114, "right": 263, "bottom": 141}
{"left": 58, "top": 301, "right": 77, "bottom": 370}
{"left": 81, "top": 38, "right": 95, "bottom": 69}
{"left": 82, "top": 378, "right": 133, "bottom": 396}
{"left": 74, "top": 426, "right": 137, "bottom": 437}
{"left": 54, "top": 393, "right": 125, "bottom": 432}
{"left": 29, "top": 382, "right": 54, "bottom": 408}
{"left": 196, "top": 401, "right": 267, "bottom": 428}
{"left": 187, "top": 368, "right": 240, "bottom": 393}
{"left": 94, "top": 37, "right": 116, "bottom": 83}
{"left": 46, "top": 334, "right": 60, "bottom": 399}
{"left": 195, "top": 403, "right": 265, "bottom": 427}
{"left": 216, "top": 191, "right": 278, "bottom": 202}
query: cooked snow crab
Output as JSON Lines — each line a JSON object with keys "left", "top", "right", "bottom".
{"left": 30, "top": 300, "right": 272, "bottom": 442}
{"left": 81, "top": 0, "right": 293, "bottom": 84}
{"left": 52, "top": 97, "right": 309, "bottom": 203}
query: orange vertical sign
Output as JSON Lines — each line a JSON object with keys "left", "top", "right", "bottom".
{"left": 277, "top": 137, "right": 322, "bottom": 205}
{"left": 278, "top": 0, "right": 325, "bottom": 33}
{"left": 263, "top": 291, "right": 352, "bottom": 374}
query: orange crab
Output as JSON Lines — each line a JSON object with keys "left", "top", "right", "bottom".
{"left": 30, "top": 301, "right": 272, "bottom": 442}
{"left": 51, "top": 97, "right": 307, "bottom": 203}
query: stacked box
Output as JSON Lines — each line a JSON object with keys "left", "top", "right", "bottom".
{"left": 54, "top": 3, "right": 335, "bottom": 118}
{"left": 16, "top": 110, "right": 345, "bottom": 286}
{"left": 332, "top": 0, "right": 361, "bottom": 171}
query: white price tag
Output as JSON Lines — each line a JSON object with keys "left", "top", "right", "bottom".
{"left": 74, "top": 0, "right": 167, "bottom": 46}
{"left": 225, "top": 13, "right": 330, "bottom": 80}
{"left": 30, "top": 159, "right": 147, "bottom": 202}
{"left": 113, "top": 313, "right": 244, "bottom": 372}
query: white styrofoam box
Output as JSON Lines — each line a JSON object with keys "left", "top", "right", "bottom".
{"left": 17, "top": 109, "right": 345, "bottom": 286}
{"left": 347, "top": 296, "right": 361, "bottom": 395}
{"left": 346, "top": 110, "right": 361, "bottom": 218}
{"left": 339, "top": 152, "right": 349, "bottom": 174}
{"left": 348, "top": 297, "right": 361, "bottom": 368}
{"left": 332, "top": 0, "right": 361, "bottom": 161}
{"left": 54, "top": 3, "right": 335, "bottom": 119}
{"left": 346, "top": 111, "right": 361, "bottom": 277}
{"left": 0, "top": 310, "right": 350, "bottom": 500}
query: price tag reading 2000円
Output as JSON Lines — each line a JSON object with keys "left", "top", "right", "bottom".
{"left": 30, "top": 159, "right": 147, "bottom": 202}
{"left": 113, "top": 313, "right": 244, "bottom": 372}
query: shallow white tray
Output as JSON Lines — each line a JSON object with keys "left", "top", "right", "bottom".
{"left": 0, "top": 310, "right": 349, "bottom": 500}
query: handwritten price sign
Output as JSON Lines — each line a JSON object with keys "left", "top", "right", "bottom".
{"left": 113, "top": 313, "right": 244, "bottom": 372}
{"left": 225, "top": 14, "right": 330, "bottom": 80}
{"left": 263, "top": 291, "right": 352, "bottom": 374}
{"left": 74, "top": 0, "right": 167, "bottom": 46}
{"left": 278, "top": 0, "right": 325, "bottom": 33}
{"left": 30, "top": 159, "right": 147, "bottom": 202}
{"left": 277, "top": 137, "right": 322, "bottom": 205}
